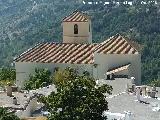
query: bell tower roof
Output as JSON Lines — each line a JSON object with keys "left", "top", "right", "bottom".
{"left": 63, "top": 10, "right": 90, "bottom": 22}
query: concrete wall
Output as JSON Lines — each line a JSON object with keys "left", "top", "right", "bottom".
{"left": 15, "top": 62, "right": 93, "bottom": 89}
{"left": 94, "top": 53, "right": 141, "bottom": 85}
{"left": 63, "top": 20, "right": 92, "bottom": 43}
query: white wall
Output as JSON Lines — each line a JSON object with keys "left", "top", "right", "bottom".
{"left": 15, "top": 53, "right": 141, "bottom": 88}
{"left": 15, "top": 62, "right": 93, "bottom": 89}
{"left": 63, "top": 20, "right": 92, "bottom": 43}
{"left": 94, "top": 53, "right": 141, "bottom": 85}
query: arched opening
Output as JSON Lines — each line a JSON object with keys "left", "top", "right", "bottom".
{"left": 74, "top": 24, "right": 78, "bottom": 34}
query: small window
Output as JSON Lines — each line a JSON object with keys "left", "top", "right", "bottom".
{"left": 74, "top": 24, "right": 78, "bottom": 34}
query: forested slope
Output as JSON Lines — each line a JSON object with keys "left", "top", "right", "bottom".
{"left": 0, "top": 0, "right": 159, "bottom": 83}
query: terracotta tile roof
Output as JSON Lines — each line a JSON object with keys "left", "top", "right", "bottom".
{"left": 15, "top": 34, "right": 140, "bottom": 64}
{"left": 15, "top": 43, "right": 98, "bottom": 64}
{"left": 106, "top": 64, "right": 131, "bottom": 75}
{"left": 95, "top": 34, "right": 139, "bottom": 54}
{"left": 63, "top": 11, "right": 89, "bottom": 22}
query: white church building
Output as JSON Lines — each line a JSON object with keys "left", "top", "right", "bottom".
{"left": 15, "top": 11, "right": 141, "bottom": 89}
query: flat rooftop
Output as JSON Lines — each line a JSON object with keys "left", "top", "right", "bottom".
{"left": 106, "top": 88, "right": 160, "bottom": 120}
{"left": 0, "top": 85, "right": 56, "bottom": 111}
{"left": 98, "top": 78, "right": 132, "bottom": 95}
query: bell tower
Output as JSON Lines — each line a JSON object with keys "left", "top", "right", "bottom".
{"left": 62, "top": 11, "right": 92, "bottom": 44}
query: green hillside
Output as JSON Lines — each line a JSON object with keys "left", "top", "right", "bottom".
{"left": 0, "top": 0, "right": 159, "bottom": 83}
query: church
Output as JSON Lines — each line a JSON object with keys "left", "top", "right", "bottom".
{"left": 15, "top": 11, "right": 141, "bottom": 89}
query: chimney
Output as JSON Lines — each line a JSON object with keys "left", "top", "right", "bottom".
{"left": 136, "top": 88, "right": 141, "bottom": 101}
{"left": 142, "top": 86, "right": 147, "bottom": 96}
{"left": 132, "top": 84, "right": 136, "bottom": 93}
{"left": 126, "top": 83, "right": 129, "bottom": 92}
{"left": 152, "top": 86, "right": 156, "bottom": 91}
{"left": 150, "top": 91, "right": 156, "bottom": 98}
{"left": 146, "top": 86, "right": 156, "bottom": 98}
{"left": 131, "top": 77, "right": 135, "bottom": 84}
{"left": 7, "top": 83, "right": 12, "bottom": 97}
{"left": 13, "top": 97, "right": 17, "bottom": 105}
{"left": 146, "top": 87, "right": 150, "bottom": 96}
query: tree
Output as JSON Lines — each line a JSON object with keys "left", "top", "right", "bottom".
{"left": 24, "top": 68, "right": 52, "bottom": 90}
{"left": 149, "top": 79, "right": 160, "bottom": 87}
{"left": 0, "top": 107, "right": 20, "bottom": 120}
{"left": 40, "top": 68, "right": 112, "bottom": 120}
{"left": 0, "top": 68, "right": 16, "bottom": 87}
{"left": 54, "top": 67, "right": 77, "bottom": 85}
{"left": 0, "top": 68, "right": 16, "bottom": 81}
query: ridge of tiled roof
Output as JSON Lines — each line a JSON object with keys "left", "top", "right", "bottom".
{"left": 15, "top": 35, "right": 140, "bottom": 64}
{"left": 123, "top": 36, "right": 142, "bottom": 52}
{"left": 95, "top": 34, "right": 139, "bottom": 54}
{"left": 63, "top": 10, "right": 90, "bottom": 22}
{"left": 14, "top": 43, "right": 41, "bottom": 60}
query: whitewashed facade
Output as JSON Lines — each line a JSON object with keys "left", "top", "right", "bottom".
{"left": 15, "top": 62, "right": 93, "bottom": 89}
{"left": 93, "top": 53, "right": 141, "bottom": 84}
{"left": 15, "top": 11, "right": 141, "bottom": 89}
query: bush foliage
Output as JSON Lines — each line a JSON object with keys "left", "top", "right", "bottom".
{"left": 0, "top": 68, "right": 16, "bottom": 87}
{"left": 149, "top": 79, "right": 160, "bottom": 87}
{"left": 40, "top": 68, "right": 113, "bottom": 120}
{"left": 24, "top": 68, "right": 52, "bottom": 90}
{"left": 0, "top": 107, "right": 20, "bottom": 120}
